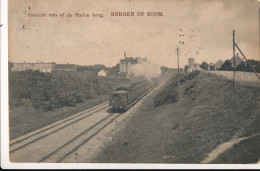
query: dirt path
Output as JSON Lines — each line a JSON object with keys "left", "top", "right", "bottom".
{"left": 201, "top": 133, "right": 260, "bottom": 164}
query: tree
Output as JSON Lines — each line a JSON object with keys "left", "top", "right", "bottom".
{"left": 184, "top": 65, "right": 189, "bottom": 73}
{"left": 92, "top": 64, "right": 106, "bottom": 72}
{"left": 236, "top": 61, "right": 246, "bottom": 71}
{"left": 245, "top": 60, "right": 260, "bottom": 72}
{"left": 200, "top": 61, "right": 209, "bottom": 70}
{"left": 8, "top": 61, "right": 14, "bottom": 72}
{"left": 108, "top": 64, "right": 120, "bottom": 76}
{"left": 76, "top": 65, "right": 95, "bottom": 72}
{"left": 221, "top": 60, "right": 232, "bottom": 71}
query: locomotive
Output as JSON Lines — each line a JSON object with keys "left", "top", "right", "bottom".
{"left": 109, "top": 80, "right": 152, "bottom": 112}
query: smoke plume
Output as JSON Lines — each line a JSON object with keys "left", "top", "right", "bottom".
{"left": 127, "top": 61, "right": 161, "bottom": 81}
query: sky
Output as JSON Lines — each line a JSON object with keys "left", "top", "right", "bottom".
{"left": 8, "top": 0, "right": 259, "bottom": 68}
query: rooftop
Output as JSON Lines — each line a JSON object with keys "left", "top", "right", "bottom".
{"left": 53, "top": 64, "right": 77, "bottom": 70}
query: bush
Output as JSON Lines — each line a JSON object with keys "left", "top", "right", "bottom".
{"left": 9, "top": 70, "right": 110, "bottom": 111}
{"left": 154, "top": 71, "right": 200, "bottom": 108}
{"left": 200, "top": 61, "right": 209, "bottom": 70}
{"left": 220, "top": 60, "right": 233, "bottom": 71}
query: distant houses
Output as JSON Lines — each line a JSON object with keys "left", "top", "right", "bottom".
{"left": 185, "top": 55, "right": 244, "bottom": 72}
{"left": 208, "top": 55, "right": 242, "bottom": 71}
{"left": 186, "top": 58, "right": 203, "bottom": 72}
{"left": 11, "top": 62, "right": 77, "bottom": 72}
{"left": 231, "top": 55, "right": 243, "bottom": 66}
{"left": 11, "top": 62, "right": 55, "bottom": 73}
{"left": 10, "top": 61, "right": 112, "bottom": 77}
{"left": 215, "top": 59, "right": 224, "bottom": 70}
{"left": 98, "top": 69, "right": 108, "bottom": 77}
{"left": 52, "top": 64, "right": 77, "bottom": 72}
{"left": 209, "top": 63, "right": 216, "bottom": 70}
{"left": 209, "top": 59, "right": 224, "bottom": 70}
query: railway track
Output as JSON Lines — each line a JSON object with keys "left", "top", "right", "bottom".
{"left": 39, "top": 113, "right": 121, "bottom": 162}
{"left": 10, "top": 85, "right": 158, "bottom": 162}
{"left": 10, "top": 101, "right": 109, "bottom": 152}
{"left": 10, "top": 101, "right": 111, "bottom": 161}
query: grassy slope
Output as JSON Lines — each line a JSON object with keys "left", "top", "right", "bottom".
{"left": 212, "top": 135, "right": 260, "bottom": 164}
{"left": 93, "top": 71, "right": 260, "bottom": 163}
{"left": 9, "top": 95, "right": 108, "bottom": 140}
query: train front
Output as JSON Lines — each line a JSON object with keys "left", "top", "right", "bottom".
{"left": 109, "top": 91, "right": 128, "bottom": 112}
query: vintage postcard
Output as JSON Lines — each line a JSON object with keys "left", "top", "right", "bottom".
{"left": 2, "top": 0, "right": 260, "bottom": 169}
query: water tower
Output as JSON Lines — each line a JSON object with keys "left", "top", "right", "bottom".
{"left": 188, "top": 58, "right": 195, "bottom": 68}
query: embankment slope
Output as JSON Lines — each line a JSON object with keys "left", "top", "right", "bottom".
{"left": 93, "top": 71, "right": 260, "bottom": 163}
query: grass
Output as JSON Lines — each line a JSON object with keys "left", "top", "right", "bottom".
{"left": 9, "top": 95, "right": 108, "bottom": 140}
{"left": 93, "top": 71, "right": 260, "bottom": 163}
{"left": 212, "top": 135, "right": 260, "bottom": 164}
{"left": 208, "top": 71, "right": 260, "bottom": 87}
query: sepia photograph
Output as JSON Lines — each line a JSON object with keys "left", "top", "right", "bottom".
{"left": 1, "top": 0, "right": 260, "bottom": 169}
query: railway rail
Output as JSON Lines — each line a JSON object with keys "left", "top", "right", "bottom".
{"left": 10, "top": 86, "right": 155, "bottom": 162}
{"left": 39, "top": 113, "right": 120, "bottom": 162}
{"left": 10, "top": 101, "right": 108, "bottom": 153}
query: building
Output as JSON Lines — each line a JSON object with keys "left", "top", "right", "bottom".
{"left": 11, "top": 62, "right": 55, "bottom": 73}
{"left": 52, "top": 64, "right": 77, "bottom": 72}
{"left": 119, "top": 57, "right": 136, "bottom": 73}
{"left": 231, "top": 55, "right": 243, "bottom": 66}
{"left": 98, "top": 69, "right": 107, "bottom": 76}
{"left": 189, "top": 58, "right": 195, "bottom": 68}
{"left": 187, "top": 58, "right": 195, "bottom": 72}
{"left": 119, "top": 52, "right": 147, "bottom": 73}
{"left": 194, "top": 63, "right": 203, "bottom": 71}
{"left": 209, "top": 63, "right": 216, "bottom": 70}
{"left": 215, "top": 59, "right": 224, "bottom": 70}
{"left": 186, "top": 58, "right": 205, "bottom": 72}
{"left": 136, "top": 57, "right": 147, "bottom": 64}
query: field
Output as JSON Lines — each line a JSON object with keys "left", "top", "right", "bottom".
{"left": 208, "top": 71, "right": 260, "bottom": 87}
{"left": 93, "top": 71, "right": 260, "bottom": 163}
{"left": 9, "top": 95, "right": 108, "bottom": 140}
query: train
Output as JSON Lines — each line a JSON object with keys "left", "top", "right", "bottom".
{"left": 109, "top": 79, "right": 158, "bottom": 112}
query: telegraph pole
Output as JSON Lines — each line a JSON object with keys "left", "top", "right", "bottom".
{"left": 90, "top": 82, "right": 94, "bottom": 99}
{"left": 233, "top": 30, "right": 236, "bottom": 92}
{"left": 177, "top": 47, "right": 181, "bottom": 100}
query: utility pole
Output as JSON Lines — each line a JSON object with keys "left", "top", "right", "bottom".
{"left": 90, "top": 82, "right": 94, "bottom": 99}
{"left": 235, "top": 43, "right": 260, "bottom": 80}
{"left": 177, "top": 47, "right": 181, "bottom": 100}
{"left": 233, "top": 30, "right": 236, "bottom": 92}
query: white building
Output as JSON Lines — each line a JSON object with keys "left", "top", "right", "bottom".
{"left": 11, "top": 62, "right": 55, "bottom": 73}
{"left": 98, "top": 69, "right": 107, "bottom": 76}
{"left": 119, "top": 52, "right": 147, "bottom": 73}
